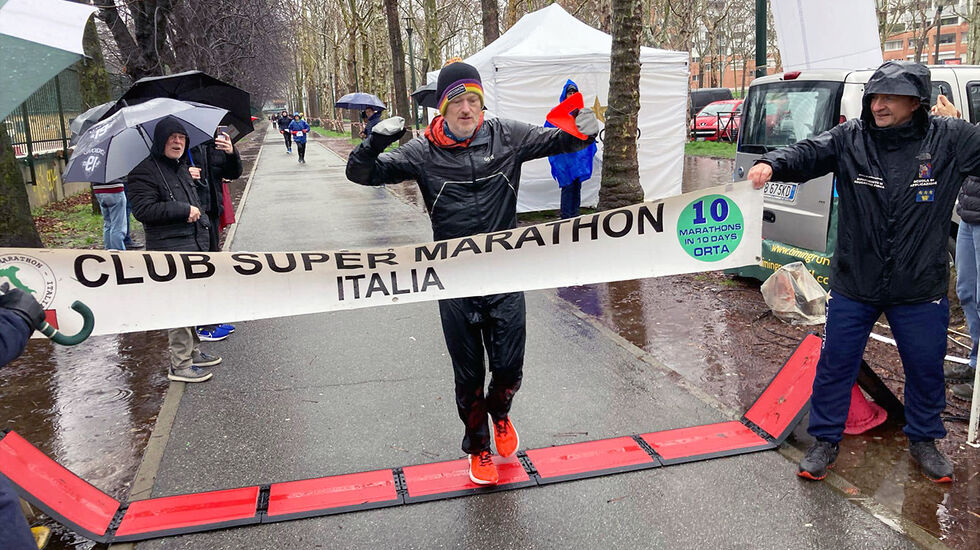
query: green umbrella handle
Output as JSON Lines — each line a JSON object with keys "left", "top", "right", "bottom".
{"left": 38, "top": 301, "right": 94, "bottom": 346}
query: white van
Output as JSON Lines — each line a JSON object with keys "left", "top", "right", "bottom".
{"left": 731, "top": 65, "right": 980, "bottom": 287}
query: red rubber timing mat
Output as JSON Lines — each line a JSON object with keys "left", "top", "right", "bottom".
{"left": 0, "top": 334, "right": 822, "bottom": 543}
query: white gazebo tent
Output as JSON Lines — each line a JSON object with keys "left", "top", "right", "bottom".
{"left": 427, "top": 3, "right": 689, "bottom": 211}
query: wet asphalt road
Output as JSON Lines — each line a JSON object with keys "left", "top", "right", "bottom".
{"left": 131, "top": 131, "right": 922, "bottom": 549}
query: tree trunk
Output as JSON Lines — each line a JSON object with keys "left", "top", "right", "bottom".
{"left": 423, "top": 0, "right": 441, "bottom": 71}
{"left": 78, "top": 18, "right": 112, "bottom": 215}
{"left": 481, "top": 0, "right": 500, "bottom": 46}
{"left": 383, "top": 0, "right": 412, "bottom": 143}
{"left": 0, "top": 129, "right": 43, "bottom": 247}
{"left": 599, "top": 0, "right": 644, "bottom": 210}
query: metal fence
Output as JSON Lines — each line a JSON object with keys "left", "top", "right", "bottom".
{"left": 2, "top": 67, "right": 84, "bottom": 184}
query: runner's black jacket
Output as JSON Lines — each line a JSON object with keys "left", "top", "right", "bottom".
{"left": 759, "top": 61, "right": 980, "bottom": 305}
{"left": 346, "top": 117, "right": 595, "bottom": 240}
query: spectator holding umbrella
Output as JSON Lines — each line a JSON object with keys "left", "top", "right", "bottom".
{"left": 187, "top": 128, "right": 243, "bottom": 342}
{"left": 360, "top": 106, "right": 382, "bottom": 139}
{"left": 126, "top": 116, "right": 223, "bottom": 383}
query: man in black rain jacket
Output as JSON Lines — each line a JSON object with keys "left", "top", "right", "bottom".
{"left": 748, "top": 61, "right": 980, "bottom": 483}
{"left": 127, "top": 116, "right": 221, "bottom": 384}
{"left": 347, "top": 62, "right": 598, "bottom": 485}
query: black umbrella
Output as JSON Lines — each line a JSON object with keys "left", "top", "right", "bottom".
{"left": 103, "top": 70, "right": 253, "bottom": 142}
{"left": 69, "top": 101, "right": 114, "bottom": 145}
{"left": 411, "top": 82, "right": 439, "bottom": 110}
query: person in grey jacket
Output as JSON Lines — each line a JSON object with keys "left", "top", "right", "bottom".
{"left": 347, "top": 62, "right": 598, "bottom": 485}
{"left": 748, "top": 61, "right": 980, "bottom": 483}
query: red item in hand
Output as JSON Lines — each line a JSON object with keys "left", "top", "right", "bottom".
{"left": 220, "top": 180, "right": 235, "bottom": 231}
{"left": 546, "top": 92, "right": 587, "bottom": 140}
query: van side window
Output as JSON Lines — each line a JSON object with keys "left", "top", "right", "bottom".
{"left": 967, "top": 82, "right": 980, "bottom": 124}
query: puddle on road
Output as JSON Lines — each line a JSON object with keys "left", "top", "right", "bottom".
{"left": 1, "top": 332, "right": 169, "bottom": 550}
{"left": 681, "top": 154, "right": 735, "bottom": 192}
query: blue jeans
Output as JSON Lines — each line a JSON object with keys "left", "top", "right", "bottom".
{"left": 560, "top": 179, "right": 582, "bottom": 219}
{"left": 97, "top": 192, "right": 127, "bottom": 250}
{"left": 124, "top": 197, "right": 135, "bottom": 246}
{"left": 0, "top": 474, "right": 34, "bottom": 550}
{"left": 955, "top": 220, "right": 980, "bottom": 369}
{"left": 808, "top": 291, "right": 948, "bottom": 443}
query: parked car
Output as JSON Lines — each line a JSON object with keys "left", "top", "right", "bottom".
{"left": 689, "top": 87, "right": 733, "bottom": 118}
{"left": 690, "top": 99, "right": 744, "bottom": 141}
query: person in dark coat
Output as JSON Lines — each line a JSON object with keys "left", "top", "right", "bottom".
{"left": 545, "top": 79, "right": 597, "bottom": 218}
{"left": 277, "top": 109, "right": 293, "bottom": 153}
{"left": 188, "top": 130, "right": 243, "bottom": 252}
{"left": 188, "top": 129, "right": 244, "bottom": 341}
{"left": 747, "top": 60, "right": 980, "bottom": 483}
{"left": 126, "top": 116, "right": 222, "bottom": 383}
{"left": 359, "top": 106, "right": 382, "bottom": 139}
{"left": 0, "top": 284, "right": 45, "bottom": 549}
{"left": 347, "top": 62, "right": 598, "bottom": 486}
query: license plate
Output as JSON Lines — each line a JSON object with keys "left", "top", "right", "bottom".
{"left": 763, "top": 181, "right": 797, "bottom": 202}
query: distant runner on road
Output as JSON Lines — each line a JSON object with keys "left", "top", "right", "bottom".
{"left": 346, "top": 62, "right": 599, "bottom": 485}
{"left": 277, "top": 109, "right": 293, "bottom": 154}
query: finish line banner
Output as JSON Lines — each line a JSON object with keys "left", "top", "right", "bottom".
{"left": 1, "top": 182, "right": 762, "bottom": 338}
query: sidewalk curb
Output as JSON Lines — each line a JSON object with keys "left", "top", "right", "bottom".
{"left": 108, "top": 132, "right": 267, "bottom": 550}
{"left": 550, "top": 291, "right": 950, "bottom": 550}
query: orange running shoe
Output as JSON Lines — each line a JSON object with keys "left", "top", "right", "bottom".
{"left": 492, "top": 416, "right": 519, "bottom": 457}
{"left": 468, "top": 450, "right": 499, "bottom": 485}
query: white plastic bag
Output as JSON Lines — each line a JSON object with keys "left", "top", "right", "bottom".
{"left": 760, "top": 262, "right": 829, "bottom": 325}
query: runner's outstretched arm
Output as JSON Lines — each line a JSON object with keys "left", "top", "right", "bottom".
{"left": 346, "top": 117, "right": 421, "bottom": 186}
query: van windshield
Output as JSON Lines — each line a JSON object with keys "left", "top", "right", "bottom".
{"left": 739, "top": 81, "right": 843, "bottom": 153}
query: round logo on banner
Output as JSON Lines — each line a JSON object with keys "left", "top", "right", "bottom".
{"left": 0, "top": 254, "right": 57, "bottom": 308}
{"left": 676, "top": 194, "right": 744, "bottom": 262}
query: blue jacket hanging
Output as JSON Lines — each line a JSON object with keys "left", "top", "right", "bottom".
{"left": 544, "top": 79, "right": 597, "bottom": 188}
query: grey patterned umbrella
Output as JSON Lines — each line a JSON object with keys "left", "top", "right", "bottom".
{"left": 63, "top": 98, "right": 226, "bottom": 183}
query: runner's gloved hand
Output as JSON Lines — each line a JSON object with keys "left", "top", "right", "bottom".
{"left": 575, "top": 108, "right": 599, "bottom": 137}
{"left": 0, "top": 282, "right": 44, "bottom": 329}
{"left": 367, "top": 116, "right": 406, "bottom": 153}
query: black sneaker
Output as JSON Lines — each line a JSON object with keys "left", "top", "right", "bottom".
{"left": 798, "top": 440, "right": 839, "bottom": 480}
{"left": 909, "top": 440, "right": 953, "bottom": 483}
{"left": 944, "top": 363, "right": 974, "bottom": 381}
{"left": 951, "top": 381, "right": 974, "bottom": 402}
